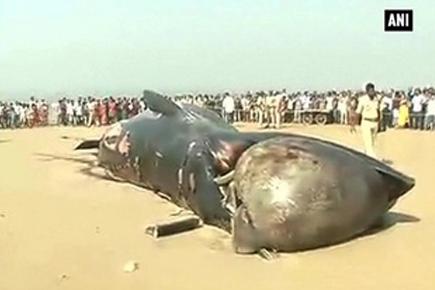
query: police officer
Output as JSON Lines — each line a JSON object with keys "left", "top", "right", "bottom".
{"left": 357, "top": 83, "right": 381, "bottom": 158}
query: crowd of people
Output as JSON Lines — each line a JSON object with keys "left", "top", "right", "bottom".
{"left": 1, "top": 87, "right": 435, "bottom": 131}
{"left": 0, "top": 96, "right": 146, "bottom": 129}
{"left": 174, "top": 87, "right": 435, "bottom": 131}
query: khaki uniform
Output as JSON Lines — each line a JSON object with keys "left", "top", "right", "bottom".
{"left": 256, "top": 97, "right": 266, "bottom": 125}
{"left": 267, "top": 96, "right": 277, "bottom": 127}
{"left": 357, "top": 94, "right": 380, "bottom": 158}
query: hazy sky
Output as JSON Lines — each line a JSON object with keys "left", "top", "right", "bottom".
{"left": 1, "top": 0, "right": 434, "bottom": 99}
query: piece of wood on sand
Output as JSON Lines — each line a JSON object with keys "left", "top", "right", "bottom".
{"left": 145, "top": 215, "right": 203, "bottom": 238}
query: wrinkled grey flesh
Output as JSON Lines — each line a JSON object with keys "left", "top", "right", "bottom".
{"left": 219, "top": 182, "right": 237, "bottom": 216}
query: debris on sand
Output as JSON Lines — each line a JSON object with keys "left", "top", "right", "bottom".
{"left": 258, "top": 248, "right": 280, "bottom": 261}
{"left": 123, "top": 261, "right": 139, "bottom": 273}
{"left": 145, "top": 215, "right": 203, "bottom": 238}
{"left": 58, "top": 273, "right": 70, "bottom": 283}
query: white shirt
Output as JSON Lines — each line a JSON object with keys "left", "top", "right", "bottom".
{"left": 51, "top": 102, "right": 59, "bottom": 110}
{"left": 26, "top": 107, "right": 33, "bottom": 118}
{"left": 87, "top": 101, "right": 96, "bottom": 112}
{"left": 326, "top": 97, "right": 334, "bottom": 110}
{"left": 427, "top": 99, "right": 435, "bottom": 115}
{"left": 222, "top": 96, "right": 235, "bottom": 113}
{"left": 411, "top": 94, "right": 425, "bottom": 112}
{"left": 338, "top": 99, "right": 347, "bottom": 112}
{"left": 241, "top": 98, "right": 250, "bottom": 110}
{"left": 266, "top": 95, "right": 277, "bottom": 107}
{"left": 383, "top": 96, "right": 393, "bottom": 110}
{"left": 66, "top": 103, "right": 74, "bottom": 115}
{"left": 195, "top": 99, "right": 204, "bottom": 107}
{"left": 13, "top": 104, "right": 20, "bottom": 114}
{"left": 75, "top": 103, "right": 83, "bottom": 116}
{"left": 287, "top": 98, "right": 295, "bottom": 110}
{"left": 302, "top": 96, "right": 311, "bottom": 110}
{"left": 256, "top": 96, "right": 265, "bottom": 108}
{"left": 18, "top": 105, "right": 26, "bottom": 117}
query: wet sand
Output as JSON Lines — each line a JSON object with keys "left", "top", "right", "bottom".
{"left": 0, "top": 124, "right": 433, "bottom": 290}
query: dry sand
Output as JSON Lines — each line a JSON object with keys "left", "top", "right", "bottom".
{"left": 0, "top": 124, "right": 433, "bottom": 290}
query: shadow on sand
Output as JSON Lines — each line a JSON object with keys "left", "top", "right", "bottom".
{"left": 35, "top": 152, "right": 98, "bottom": 166}
{"left": 34, "top": 152, "right": 117, "bottom": 182}
{"left": 0, "top": 139, "right": 11, "bottom": 144}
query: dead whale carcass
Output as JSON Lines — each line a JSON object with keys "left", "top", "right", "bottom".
{"left": 229, "top": 136, "right": 415, "bottom": 253}
{"left": 75, "top": 90, "right": 415, "bottom": 253}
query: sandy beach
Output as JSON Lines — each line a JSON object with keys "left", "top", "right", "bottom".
{"left": 0, "top": 124, "right": 433, "bottom": 290}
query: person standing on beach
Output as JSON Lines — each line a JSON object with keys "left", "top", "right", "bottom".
{"left": 264, "top": 92, "right": 277, "bottom": 128}
{"left": 398, "top": 94, "right": 410, "bottom": 128}
{"left": 425, "top": 91, "right": 435, "bottom": 130}
{"left": 293, "top": 95, "right": 302, "bottom": 123}
{"left": 338, "top": 94, "right": 348, "bottom": 125}
{"left": 222, "top": 93, "right": 235, "bottom": 124}
{"left": 256, "top": 93, "right": 266, "bottom": 126}
{"left": 74, "top": 100, "right": 83, "bottom": 126}
{"left": 348, "top": 95, "right": 359, "bottom": 133}
{"left": 411, "top": 89, "right": 425, "bottom": 130}
{"left": 392, "top": 91, "right": 401, "bottom": 127}
{"left": 66, "top": 100, "right": 74, "bottom": 126}
{"left": 276, "top": 92, "right": 287, "bottom": 129}
{"left": 87, "top": 98, "right": 97, "bottom": 127}
{"left": 357, "top": 83, "right": 381, "bottom": 158}
{"left": 108, "top": 97, "right": 117, "bottom": 124}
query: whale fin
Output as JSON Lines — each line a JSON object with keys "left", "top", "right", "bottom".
{"left": 143, "top": 90, "right": 182, "bottom": 116}
{"left": 75, "top": 139, "right": 100, "bottom": 150}
{"left": 375, "top": 166, "right": 415, "bottom": 202}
